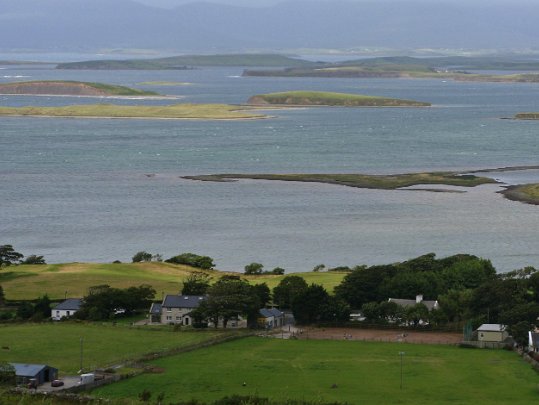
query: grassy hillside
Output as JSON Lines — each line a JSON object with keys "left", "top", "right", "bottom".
{"left": 183, "top": 172, "right": 496, "bottom": 190}
{"left": 0, "top": 103, "right": 267, "bottom": 120}
{"left": 248, "top": 90, "right": 430, "bottom": 107}
{"left": 0, "top": 80, "right": 158, "bottom": 96}
{"left": 500, "top": 183, "right": 539, "bottom": 205}
{"left": 0, "top": 262, "right": 347, "bottom": 300}
{"left": 93, "top": 337, "right": 539, "bottom": 404}
{"left": 56, "top": 54, "right": 316, "bottom": 70}
{"left": 0, "top": 323, "right": 229, "bottom": 374}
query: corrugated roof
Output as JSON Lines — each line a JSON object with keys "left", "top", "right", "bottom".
{"left": 53, "top": 298, "right": 82, "bottom": 311}
{"left": 477, "top": 323, "right": 506, "bottom": 332}
{"left": 10, "top": 363, "right": 49, "bottom": 377}
{"left": 162, "top": 295, "right": 205, "bottom": 308}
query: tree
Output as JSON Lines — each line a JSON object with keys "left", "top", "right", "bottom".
{"left": 292, "top": 284, "right": 330, "bottom": 324}
{"left": 270, "top": 267, "right": 285, "bottom": 275}
{"left": 0, "top": 362, "right": 16, "bottom": 385}
{"left": 312, "top": 264, "right": 325, "bottom": 272}
{"left": 165, "top": 253, "right": 215, "bottom": 270}
{"left": 244, "top": 262, "right": 264, "bottom": 275}
{"left": 0, "top": 245, "right": 23, "bottom": 267}
{"left": 405, "top": 303, "right": 429, "bottom": 327}
{"left": 0, "top": 285, "right": 4, "bottom": 306}
{"left": 273, "top": 275, "right": 308, "bottom": 309}
{"left": 195, "top": 278, "right": 260, "bottom": 328}
{"left": 34, "top": 294, "right": 52, "bottom": 319}
{"left": 132, "top": 251, "right": 152, "bottom": 263}
{"left": 21, "top": 255, "right": 46, "bottom": 265}
{"left": 509, "top": 321, "right": 531, "bottom": 347}
{"left": 16, "top": 302, "right": 34, "bottom": 320}
{"left": 252, "top": 283, "right": 271, "bottom": 307}
{"left": 181, "top": 272, "right": 211, "bottom": 295}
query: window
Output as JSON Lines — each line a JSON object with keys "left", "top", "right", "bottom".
{"left": 166, "top": 307, "right": 171, "bottom": 312}
{"left": 176, "top": 316, "right": 181, "bottom": 321}
{"left": 66, "top": 311, "right": 70, "bottom": 316}
{"left": 166, "top": 316, "right": 172, "bottom": 321}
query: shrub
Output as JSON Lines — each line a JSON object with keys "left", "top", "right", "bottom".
{"left": 166, "top": 253, "right": 215, "bottom": 270}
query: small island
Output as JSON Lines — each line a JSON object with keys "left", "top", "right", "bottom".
{"left": 0, "top": 80, "right": 160, "bottom": 97}
{"left": 0, "top": 104, "right": 269, "bottom": 120}
{"left": 514, "top": 112, "right": 539, "bottom": 120}
{"left": 247, "top": 91, "right": 430, "bottom": 107}
{"left": 500, "top": 183, "right": 539, "bottom": 205}
{"left": 183, "top": 172, "right": 496, "bottom": 190}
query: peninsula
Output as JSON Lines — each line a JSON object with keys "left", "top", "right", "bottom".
{"left": 0, "top": 104, "right": 268, "bottom": 120}
{"left": 182, "top": 172, "right": 496, "bottom": 190}
{"left": 514, "top": 112, "right": 539, "bottom": 120}
{"left": 0, "top": 80, "right": 159, "bottom": 97}
{"left": 500, "top": 184, "right": 539, "bottom": 205}
{"left": 247, "top": 91, "right": 430, "bottom": 107}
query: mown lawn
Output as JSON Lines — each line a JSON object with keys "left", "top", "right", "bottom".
{"left": 0, "top": 323, "right": 229, "bottom": 374}
{"left": 0, "top": 263, "right": 347, "bottom": 300}
{"left": 93, "top": 337, "right": 539, "bottom": 404}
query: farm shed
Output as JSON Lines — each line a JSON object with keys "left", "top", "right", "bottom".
{"left": 10, "top": 363, "right": 58, "bottom": 385}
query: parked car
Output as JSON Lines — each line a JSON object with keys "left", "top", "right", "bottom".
{"left": 51, "top": 379, "right": 64, "bottom": 387}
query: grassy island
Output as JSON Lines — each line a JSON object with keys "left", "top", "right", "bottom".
{"left": 248, "top": 91, "right": 430, "bottom": 107}
{"left": 500, "top": 183, "right": 539, "bottom": 205}
{"left": 0, "top": 80, "right": 159, "bottom": 96}
{"left": 0, "top": 103, "right": 268, "bottom": 120}
{"left": 183, "top": 172, "right": 496, "bottom": 190}
{"left": 514, "top": 112, "right": 539, "bottom": 120}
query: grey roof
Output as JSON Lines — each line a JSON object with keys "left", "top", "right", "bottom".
{"left": 162, "top": 295, "right": 205, "bottom": 309}
{"left": 259, "top": 308, "right": 283, "bottom": 318}
{"left": 530, "top": 332, "right": 539, "bottom": 347}
{"left": 477, "top": 323, "right": 506, "bottom": 332}
{"left": 388, "top": 298, "right": 438, "bottom": 311}
{"left": 149, "top": 302, "right": 162, "bottom": 314}
{"left": 10, "top": 363, "right": 55, "bottom": 377}
{"left": 53, "top": 298, "right": 82, "bottom": 311}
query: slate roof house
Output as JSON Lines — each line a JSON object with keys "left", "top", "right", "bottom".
{"left": 10, "top": 363, "right": 58, "bottom": 386}
{"left": 52, "top": 298, "right": 82, "bottom": 320}
{"left": 160, "top": 295, "right": 205, "bottom": 326}
{"left": 258, "top": 308, "right": 284, "bottom": 329}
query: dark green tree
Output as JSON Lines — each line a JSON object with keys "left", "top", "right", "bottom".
{"left": 21, "top": 255, "right": 46, "bottom": 265}
{"left": 166, "top": 253, "right": 214, "bottom": 270}
{"left": 244, "top": 262, "right": 264, "bottom": 275}
{"left": 252, "top": 283, "right": 271, "bottom": 307}
{"left": 273, "top": 275, "right": 308, "bottom": 309}
{"left": 0, "top": 245, "right": 23, "bottom": 267}
{"left": 34, "top": 294, "right": 52, "bottom": 318}
{"left": 16, "top": 302, "right": 34, "bottom": 320}
{"left": 132, "top": 251, "right": 152, "bottom": 263}
{"left": 181, "top": 272, "right": 211, "bottom": 295}
{"left": 270, "top": 267, "right": 285, "bottom": 275}
{"left": 0, "top": 362, "right": 16, "bottom": 385}
{"left": 509, "top": 321, "right": 532, "bottom": 347}
{"left": 292, "top": 284, "right": 330, "bottom": 324}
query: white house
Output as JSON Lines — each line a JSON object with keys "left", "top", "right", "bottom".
{"left": 258, "top": 308, "right": 284, "bottom": 329}
{"left": 52, "top": 298, "right": 82, "bottom": 320}
{"left": 476, "top": 324, "right": 508, "bottom": 342}
{"left": 160, "top": 295, "right": 205, "bottom": 326}
{"left": 388, "top": 294, "right": 439, "bottom": 311}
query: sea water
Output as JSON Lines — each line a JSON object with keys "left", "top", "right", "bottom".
{"left": 1, "top": 64, "right": 538, "bottom": 272}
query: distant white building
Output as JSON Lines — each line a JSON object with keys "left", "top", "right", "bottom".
{"left": 52, "top": 298, "right": 82, "bottom": 320}
{"left": 476, "top": 324, "right": 508, "bottom": 342}
{"left": 388, "top": 294, "right": 439, "bottom": 311}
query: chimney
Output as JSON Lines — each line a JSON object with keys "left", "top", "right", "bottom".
{"left": 416, "top": 294, "right": 423, "bottom": 304}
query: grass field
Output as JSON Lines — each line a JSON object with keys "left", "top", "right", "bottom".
{"left": 0, "top": 262, "right": 347, "bottom": 300}
{"left": 0, "top": 323, "right": 229, "bottom": 374}
{"left": 500, "top": 183, "right": 539, "bottom": 205}
{"left": 0, "top": 80, "right": 158, "bottom": 96}
{"left": 0, "top": 103, "right": 266, "bottom": 120}
{"left": 92, "top": 337, "right": 539, "bottom": 404}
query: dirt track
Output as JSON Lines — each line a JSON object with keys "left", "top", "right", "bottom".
{"left": 296, "top": 327, "right": 462, "bottom": 345}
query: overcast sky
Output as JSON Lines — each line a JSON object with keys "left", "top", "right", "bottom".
{"left": 133, "top": 0, "right": 529, "bottom": 8}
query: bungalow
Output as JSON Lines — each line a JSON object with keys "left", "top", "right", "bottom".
{"left": 10, "top": 363, "right": 58, "bottom": 386}
{"left": 388, "top": 294, "right": 439, "bottom": 311}
{"left": 52, "top": 298, "right": 82, "bottom": 320}
{"left": 258, "top": 308, "right": 284, "bottom": 329}
{"left": 476, "top": 324, "right": 509, "bottom": 343}
{"left": 160, "top": 295, "right": 205, "bottom": 326}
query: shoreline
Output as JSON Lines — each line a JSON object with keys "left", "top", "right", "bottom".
{"left": 0, "top": 92, "right": 180, "bottom": 100}
{"left": 0, "top": 113, "right": 271, "bottom": 121}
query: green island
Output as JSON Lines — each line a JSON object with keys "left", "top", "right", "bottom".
{"left": 137, "top": 81, "right": 192, "bottom": 86}
{"left": 500, "top": 183, "right": 539, "bottom": 205}
{"left": 247, "top": 90, "right": 430, "bottom": 107}
{"left": 182, "top": 172, "right": 497, "bottom": 190}
{"left": 0, "top": 103, "right": 268, "bottom": 120}
{"left": 56, "top": 54, "right": 316, "bottom": 70}
{"left": 0, "top": 80, "right": 159, "bottom": 97}
{"left": 514, "top": 112, "right": 539, "bottom": 119}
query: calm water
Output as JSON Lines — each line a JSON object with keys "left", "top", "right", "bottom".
{"left": 1, "top": 63, "right": 538, "bottom": 272}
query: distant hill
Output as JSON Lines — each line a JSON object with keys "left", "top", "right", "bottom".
{"left": 56, "top": 54, "right": 316, "bottom": 70}
{"left": 1, "top": 0, "right": 539, "bottom": 52}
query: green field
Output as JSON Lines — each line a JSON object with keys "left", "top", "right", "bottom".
{"left": 0, "top": 80, "right": 158, "bottom": 96}
{"left": 183, "top": 172, "right": 496, "bottom": 190}
{"left": 0, "top": 323, "right": 229, "bottom": 374}
{"left": 0, "top": 262, "right": 347, "bottom": 300}
{"left": 93, "top": 337, "right": 539, "bottom": 404}
{"left": 0, "top": 103, "right": 267, "bottom": 120}
{"left": 248, "top": 91, "right": 430, "bottom": 107}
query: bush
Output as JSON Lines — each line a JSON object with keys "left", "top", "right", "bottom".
{"left": 166, "top": 253, "right": 215, "bottom": 270}
{"left": 21, "top": 255, "right": 46, "bottom": 265}
{"left": 132, "top": 251, "right": 152, "bottom": 263}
